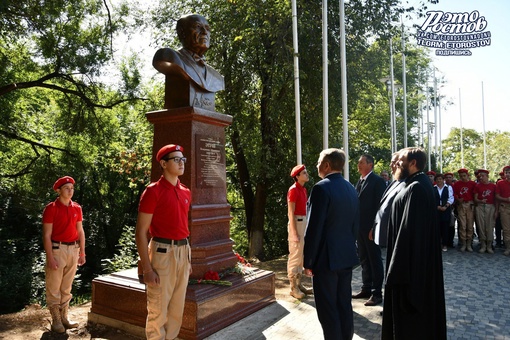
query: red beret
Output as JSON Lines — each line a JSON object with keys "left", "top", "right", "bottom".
{"left": 156, "top": 144, "right": 184, "bottom": 162}
{"left": 290, "top": 164, "right": 306, "bottom": 177}
{"left": 478, "top": 169, "right": 489, "bottom": 175}
{"left": 444, "top": 172, "right": 454, "bottom": 177}
{"left": 53, "top": 176, "right": 75, "bottom": 191}
{"left": 503, "top": 166, "right": 510, "bottom": 172}
{"left": 426, "top": 171, "right": 436, "bottom": 176}
{"left": 457, "top": 168, "right": 469, "bottom": 174}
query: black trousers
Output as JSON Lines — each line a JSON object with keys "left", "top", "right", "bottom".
{"left": 313, "top": 268, "right": 354, "bottom": 340}
{"left": 357, "top": 232, "right": 384, "bottom": 296}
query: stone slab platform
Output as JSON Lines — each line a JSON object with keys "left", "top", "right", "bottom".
{"left": 89, "top": 267, "right": 275, "bottom": 340}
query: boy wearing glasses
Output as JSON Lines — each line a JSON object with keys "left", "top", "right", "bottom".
{"left": 135, "top": 144, "right": 192, "bottom": 340}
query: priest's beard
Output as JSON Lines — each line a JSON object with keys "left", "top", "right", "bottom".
{"left": 400, "top": 166, "right": 410, "bottom": 180}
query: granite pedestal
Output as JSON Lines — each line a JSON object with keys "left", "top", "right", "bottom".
{"left": 90, "top": 267, "right": 275, "bottom": 339}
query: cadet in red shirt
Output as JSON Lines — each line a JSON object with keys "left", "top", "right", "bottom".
{"left": 42, "top": 176, "right": 86, "bottom": 333}
{"left": 135, "top": 144, "right": 191, "bottom": 340}
{"left": 496, "top": 165, "right": 510, "bottom": 256}
{"left": 427, "top": 170, "right": 437, "bottom": 185}
{"left": 287, "top": 164, "right": 311, "bottom": 299}
{"left": 473, "top": 169, "right": 496, "bottom": 253}
{"left": 453, "top": 168, "right": 477, "bottom": 252}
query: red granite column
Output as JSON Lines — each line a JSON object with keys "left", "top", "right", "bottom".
{"left": 146, "top": 107, "right": 238, "bottom": 279}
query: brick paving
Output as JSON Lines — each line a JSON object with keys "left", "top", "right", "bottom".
{"left": 205, "top": 240, "right": 510, "bottom": 340}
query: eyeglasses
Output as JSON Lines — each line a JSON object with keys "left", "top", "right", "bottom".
{"left": 164, "top": 157, "right": 187, "bottom": 164}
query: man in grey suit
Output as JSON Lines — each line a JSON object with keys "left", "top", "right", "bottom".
{"left": 304, "top": 148, "right": 359, "bottom": 340}
{"left": 353, "top": 154, "right": 386, "bottom": 306}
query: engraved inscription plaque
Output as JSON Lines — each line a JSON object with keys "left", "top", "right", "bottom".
{"left": 196, "top": 135, "right": 225, "bottom": 188}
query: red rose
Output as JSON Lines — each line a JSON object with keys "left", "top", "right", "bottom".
{"left": 204, "top": 270, "right": 220, "bottom": 281}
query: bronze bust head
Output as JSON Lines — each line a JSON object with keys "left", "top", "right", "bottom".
{"left": 153, "top": 14, "right": 224, "bottom": 111}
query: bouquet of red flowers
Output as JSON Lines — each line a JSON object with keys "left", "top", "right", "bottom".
{"left": 188, "top": 252, "right": 254, "bottom": 286}
{"left": 204, "top": 270, "right": 220, "bottom": 281}
{"left": 189, "top": 270, "right": 231, "bottom": 286}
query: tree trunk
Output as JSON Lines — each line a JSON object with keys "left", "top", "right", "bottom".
{"left": 248, "top": 182, "right": 268, "bottom": 260}
{"left": 230, "top": 128, "right": 255, "bottom": 235}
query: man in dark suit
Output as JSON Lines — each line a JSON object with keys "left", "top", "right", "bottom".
{"left": 353, "top": 154, "right": 386, "bottom": 306}
{"left": 304, "top": 148, "right": 359, "bottom": 340}
{"left": 380, "top": 170, "right": 391, "bottom": 187}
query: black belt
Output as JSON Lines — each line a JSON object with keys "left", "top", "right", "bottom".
{"left": 153, "top": 237, "right": 188, "bottom": 246}
{"left": 297, "top": 218, "right": 304, "bottom": 222}
{"left": 52, "top": 240, "right": 78, "bottom": 245}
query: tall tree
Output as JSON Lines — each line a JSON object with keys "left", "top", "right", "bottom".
{"left": 0, "top": 0, "right": 141, "bottom": 173}
{"left": 0, "top": 0, "right": 157, "bottom": 312}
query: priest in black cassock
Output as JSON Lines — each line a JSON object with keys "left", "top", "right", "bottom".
{"left": 382, "top": 147, "right": 447, "bottom": 340}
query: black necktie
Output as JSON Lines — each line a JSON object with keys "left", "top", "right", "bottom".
{"left": 357, "top": 179, "right": 365, "bottom": 193}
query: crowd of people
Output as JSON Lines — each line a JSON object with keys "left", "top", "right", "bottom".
{"left": 422, "top": 165, "right": 510, "bottom": 256}
{"left": 287, "top": 148, "right": 510, "bottom": 339}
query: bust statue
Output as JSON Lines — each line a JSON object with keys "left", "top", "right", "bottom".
{"left": 153, "top": 14, "right": 224, "bottom": 111}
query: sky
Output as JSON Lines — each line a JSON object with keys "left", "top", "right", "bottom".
{"left": 405, "top": 0, "right": 509, "bottom": 141}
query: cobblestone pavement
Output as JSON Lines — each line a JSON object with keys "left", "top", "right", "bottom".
{"left": 205, "top": 240, "right": 510, "bottom": 340}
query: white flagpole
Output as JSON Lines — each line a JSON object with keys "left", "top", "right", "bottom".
{"left": 389, "top": 37, "right": 397, "bottom": 153}
{"left": 433, "top": 68, "right": 438, "bottom": 156}
{"left": 439, "top": 95, "right": 442, "bottom": 173}
{"left": 323, "top": 0, "right": 329, "bottom": 149}
{"left": 401, "top": 18, "right": 408, "bottom": 148}
{"left": 291, "top": 0, "right": 302, "bottom": 164}
{"left": 426, "top": 73, "right": 431, "bottom": 171}
{"left": 339, "top": 0, "right": 349, "bottom": 179}
{"left": 482, "top": 81, "right": 487, "bottom": 169}
{"left": 418, "top": 90, "right": 423, "bottom": 148}
{"left": 459, "top": 88, "right": 464, "bottom": 168}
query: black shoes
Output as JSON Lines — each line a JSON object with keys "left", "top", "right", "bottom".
{"left": 364, "top": 295, "right": 383, "bottom": 306}
{"left": 352, "top": 290, "right": 371, "bottom": 299}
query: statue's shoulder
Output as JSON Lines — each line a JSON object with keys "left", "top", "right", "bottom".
{"left": 153, "top": 48, "right": 185, "bottom": 70}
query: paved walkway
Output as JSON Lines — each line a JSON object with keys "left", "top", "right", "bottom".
{"left": 205, "top": 242, "right": 510, "bottom": 340}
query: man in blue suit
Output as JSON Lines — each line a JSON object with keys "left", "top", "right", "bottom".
{"left": 304, "top": 148, "right": 359, "bottom": 340}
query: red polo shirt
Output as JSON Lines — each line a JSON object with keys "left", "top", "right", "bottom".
{"left": 496, "top": 180, "right": 510, "bottom": 199}
{"left": 139, "top": 176, "right": 191, "bottom": 240}
{"left": 474, "top": 182, "right": 496, "bottom": 204}
{"left": 287, "top": 182, "right": 307, "bottom": 216}
{"left": 42, "top": 199, "right": 82, "bottom": 242}
{"left": 453, "top": 180, "right": 476, "bottom": 202}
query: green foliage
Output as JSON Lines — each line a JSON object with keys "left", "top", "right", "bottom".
{"left": 101, "top": 225, "right": 139, "bottom": 273}
{"left": 0, "top": 239, "right": 35, "bottom": 313}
